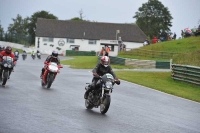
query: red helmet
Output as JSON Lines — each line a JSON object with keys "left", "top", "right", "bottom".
{"left": 100, "top": 56, "right": 110, "bottom": 67}
{"left": 5, "top": 46, "right": 12, "bottom": 54}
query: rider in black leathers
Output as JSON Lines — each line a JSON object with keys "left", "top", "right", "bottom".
{"left": 84, "top": 56, "right": 120, "bottom": 99}
{"left": 40, "top": 51, "right": 60, "bottom": 78}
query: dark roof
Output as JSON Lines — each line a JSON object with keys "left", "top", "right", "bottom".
{"left": 36, "top": 18, "right": 147, "bottom": 43}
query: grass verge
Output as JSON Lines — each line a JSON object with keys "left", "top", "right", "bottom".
{"left": 115, "top": 71, "right": 200, "bottom": 102}
{"left": 61, "top": 56, "right": 135, "bottom": 69}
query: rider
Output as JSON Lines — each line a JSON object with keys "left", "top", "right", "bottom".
{"left": 14, "top": 49, "right": 20, "bottom": 60}
{"left": 40, "top": 51, "right": 61, "bottom": 79}
{"left": 37, "top": 50, "right": 41, "bottom": 57}
{"left": 14, "top": 49, "right": 19, "bottom": 56}
{"left": 84, "top": 56, "right": 120, "bottom": 99}
{"left": 23, "top": 50, "right": 27, "bottom": 54}
{"left": 0, "top": 46, "right": 16, "bottom": 81}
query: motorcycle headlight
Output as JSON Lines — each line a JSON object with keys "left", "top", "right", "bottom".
{"left": 105, "top": 81, "right": 113, "bottom": 89}
{"left": 8, "top": 64, "right": 12, "bottom": 68}
{"left": 4, "top": 63, "right": 8, "bottom": 67}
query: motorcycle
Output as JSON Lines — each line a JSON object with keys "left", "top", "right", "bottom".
{"left": 41, "top": 62, "right": 63, "bottom": 89}
{"left": 37, "top": 53, "right": 41, "bottom": 59}
{"left": 0, "top": 56, "right": 15, "bottom": 86}
{"left": 31, "top": 53, "right": 35, "bottom": 60}
{"left": 84, "top": 73, "right": 119, "bottom": 114}
{"left": 22, "top": 53, "right": 27, "bottom": 60}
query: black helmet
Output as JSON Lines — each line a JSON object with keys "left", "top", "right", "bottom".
{"left": 52, "top": 51, "right": 58, "bottom": 58}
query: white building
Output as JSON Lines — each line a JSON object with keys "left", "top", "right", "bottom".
{"left": 35, "top": 18, "right": 147, "bottom": 56}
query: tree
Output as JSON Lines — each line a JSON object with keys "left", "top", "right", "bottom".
{"left": 7, "top": 14, "right": 30, "bottom": 43}
{"left": 70, "top": 9, "right": 90, "bottom": 22}
{"left": 8, "top": 14, "right": 29, "bottom": 35}
{"left": 28, "top": 10, "right": 58, "bottom": 44}
{"left": 133, "top": 0, "right": 173, "bottom": 39}
{"left": 0, "top": 23, "right": 4, "bottom": 41}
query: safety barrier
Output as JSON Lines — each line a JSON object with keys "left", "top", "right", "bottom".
{"left": 98, "top": 56, "right": 170, "bottom": 69}
{"left": 171, "top": 64, "right": 200, "bottom": 86}
{"left": 66, "top": 50, "right": 96, "bottom": 56}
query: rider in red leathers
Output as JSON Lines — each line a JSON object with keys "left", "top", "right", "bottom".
{"left": 40, "top": 51, "right": 61, "bottom": 80}
{"left": 0, "top": 46, "right": 17, "bottom": 82}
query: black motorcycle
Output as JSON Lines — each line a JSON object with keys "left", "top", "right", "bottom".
{"left": 22, "top": 53, "right": 27, "bottom": 60}
{"left": 0, "top": 56, "right": 15, "bottom": 86}
{"left": 84, "top": 73, "right": 119, "bottom": 114}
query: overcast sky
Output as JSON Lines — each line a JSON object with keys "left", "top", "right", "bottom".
{"left": 0, "top": 0, "right": 200, "bottom": 38}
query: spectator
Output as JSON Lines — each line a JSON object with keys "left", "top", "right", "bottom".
{"left": 105, "top": 45, "right": 110, "bottom": 56}
{"left": 181, "top": 30, "right": 184, "bottom": 38}
{"left": 152, "top": 36, "right": 158, "bottom": 44}
{"left": 173, "top": 32, "right": 177, "bottom": 40}
{"left": 98, "top": 47, "right": 105, "bottom": 56}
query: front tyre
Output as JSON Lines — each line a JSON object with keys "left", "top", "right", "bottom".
{"left": 85, "top": 99, "right": 93, "bottom": 109}
{"left": 47, "top": 73, "right": 54, "bottom": 88}
{"left": 2, "top": 71, "right": 9, "bottom": 86}
{"left": 100, "top": 95, "right": 111, "bottom": 114}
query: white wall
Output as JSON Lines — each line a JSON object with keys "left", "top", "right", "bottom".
{"left": 0, "top": 41, "right": 36, "bottom": 53}
{"left": 35, "top": 37, "right": 144, "bottom": 56}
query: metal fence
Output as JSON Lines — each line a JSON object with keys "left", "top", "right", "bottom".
{"left": 171, "top": 64, "right": 200, "bottom": 86}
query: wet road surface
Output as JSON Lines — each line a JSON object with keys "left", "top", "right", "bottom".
{"left": 0, "top": 55, "right": 200, "bottom": 133}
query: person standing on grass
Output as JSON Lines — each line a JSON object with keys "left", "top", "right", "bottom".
{"left": 105, "top": 45, "right": 110, "bottom": 56}
{"left": 173, "top": 32, "right": 177, "bottom": 40}
{"left": 98, "top": 47, "right": 105, "bottom": 56}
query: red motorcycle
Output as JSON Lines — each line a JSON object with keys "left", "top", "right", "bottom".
{"left": 41, "top": 62, "right": 63, "bottom": 88}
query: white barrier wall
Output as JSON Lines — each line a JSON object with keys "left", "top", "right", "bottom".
{"left": 0, "top": 41, "right": 36, "bottom": 53}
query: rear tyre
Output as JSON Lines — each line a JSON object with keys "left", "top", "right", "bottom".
{"left": 100, "top": 95, "right": 111, "bottom": 114}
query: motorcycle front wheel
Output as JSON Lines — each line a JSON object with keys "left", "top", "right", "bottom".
{"left": 85, "top": 99, "right": 93, "bottom": 109}
{"left": 47, "top": 73, "right": 54, "bottom": 88}
{"left": 100, "top": 95, "right": 111, "bottom": 114}
{"left": 2, "top": 70, "right": 9, "bottom": 86}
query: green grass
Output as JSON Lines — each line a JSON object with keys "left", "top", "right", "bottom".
{"left": 115, "top": 71, "right": 200, "bottom": 102}
{"left": 119, "top": 36, "right": 200, "bottom": 65}
{"left": 61, "top": 56, "right": 135, "bottom": 69}
{"left": 139, "top": 36, "right": 200, "bottom": 53}
{"left": 12, "top": 48, "right": 23, "bottom": 53}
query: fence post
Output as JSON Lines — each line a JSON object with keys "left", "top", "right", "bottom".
{"left": 170, "top": 59, "right": 173, "bottom": 70}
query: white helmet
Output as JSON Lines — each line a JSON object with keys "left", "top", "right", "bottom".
{"left": 100, "top": 56, "right": 110, "bottom": 67}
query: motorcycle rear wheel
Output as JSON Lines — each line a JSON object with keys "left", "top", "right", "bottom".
{"left": 100, "top": 95, "right": 111, "bottom": 114}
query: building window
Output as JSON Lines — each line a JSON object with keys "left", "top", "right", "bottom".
{"left": 49, "top": 38, "right": 54, "bottom": 42}
{"left": 43, "top": 38, "right": 48, "bottom": 42}
{"left": 67, "top": 38, "right": 74, "bottom": 43}
{"left": 89, "top": 40, "right": 96, "bottom": 44}
{"left": 43, "top": 37, "right": 54, "bottom": 42}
